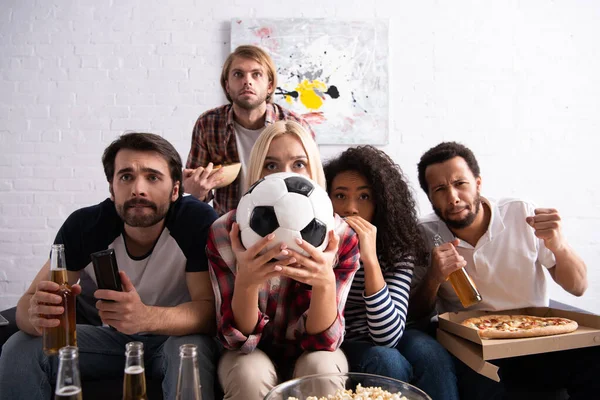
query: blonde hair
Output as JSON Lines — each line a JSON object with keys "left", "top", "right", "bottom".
{"left": 220, "top": 45, "right": 277, "bottom": 104}
{"left": 245, "top": 121, "right": 325, "bottom": 192}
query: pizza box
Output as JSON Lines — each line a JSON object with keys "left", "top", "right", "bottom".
{"left": 436, "top": 307, "right": 600, "bottom": 381}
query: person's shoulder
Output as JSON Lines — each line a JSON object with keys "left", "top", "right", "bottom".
{"left": 418, "top": 211, "right": 441, "bottom": 227}
{"left": 57, "top": 199, "right": 122, "bottom": 258}
{"left": 167, "top": 196, "right": 218, "bottom": 228}
{"left": 195, "top": 104, "right": 231, "bottom": 121}
{"left": 210, "top": 209, "right": 236, "bottom": 233}
{"left": 207, "top": 210, "right": 236, "bottom": 263}
{"left": 64, "top": 199, "right": 118, "bottom": 230}
{"left": 273, "top": 103, "right": 304, "bottom": 122}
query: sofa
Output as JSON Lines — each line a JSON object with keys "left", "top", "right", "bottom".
{"left": 1, "top": 301, "right": 584, "bottom": 399}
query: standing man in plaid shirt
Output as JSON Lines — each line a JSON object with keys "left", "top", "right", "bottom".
{"left": 184, "top": 45, "right": 315, "bottom": 215}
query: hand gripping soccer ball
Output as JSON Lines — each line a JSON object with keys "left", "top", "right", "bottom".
{"left": 236, "top": 172, "right": 335, "bottom": 257}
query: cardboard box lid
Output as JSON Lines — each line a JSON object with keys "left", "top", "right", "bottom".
{"left": 438, "top": 307, "right": 600, "bottom": 361}
{"left": 437, "top": 329, "right": 500, "bottom": 382}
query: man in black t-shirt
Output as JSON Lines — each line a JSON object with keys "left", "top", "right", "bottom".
{"left": 0, "top": 133, "right": 219, "bottom": 399}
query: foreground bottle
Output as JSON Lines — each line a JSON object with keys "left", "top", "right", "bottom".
{"left": 176, "top": 344, "right": 202, "bottom": 400}
{"left": 43, "top": 244, "right": 77, "bottom": 356}
{"left": 123, "top": 341, "right": 148, "bottom": 400}
{"left": 433, "top": 234, "right": 482, "bottom": 308}
{"left": 54, "top": 346, "right": 83, "bottom": 400}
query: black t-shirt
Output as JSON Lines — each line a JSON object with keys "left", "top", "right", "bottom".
{"left": 54, "top": 196, "right": 217, "bottom": 324}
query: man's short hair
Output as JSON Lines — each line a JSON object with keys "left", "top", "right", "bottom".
{"left": 417, "top": 141, "right": 481, "bottom": 194}
{"left": 220, "top": 45, "right": 277, "bottom": 104}
{"left": 102, "top": 132, "right": 184, "bottom": 197}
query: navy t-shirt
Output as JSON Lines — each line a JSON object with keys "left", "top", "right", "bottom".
{"left": 54, "top": 196, "right": 218, "bottom": 325}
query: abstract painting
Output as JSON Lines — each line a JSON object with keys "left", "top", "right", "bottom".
{"left": 231, "top": 19, "right": 389, "bottom": 145}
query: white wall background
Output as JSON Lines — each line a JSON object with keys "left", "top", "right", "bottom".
{"left": 1, "top": 0, "right": 598, "bottom": 313}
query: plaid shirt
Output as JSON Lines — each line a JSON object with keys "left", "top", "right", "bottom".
{"left": 207, "top": 211, "right": 359, "bottom": 361}
{"left": 186, "top": 103, "right": 315, "bottom": 216}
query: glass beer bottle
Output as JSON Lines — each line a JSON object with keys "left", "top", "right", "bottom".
{"left": 54, "top": 346, "right": 83, "bottom": 400}
{"left": 433, "top": 234, "right": 482, "bottom": 308}
{"left": 175, "top": 344, "right": 202, "bottom": 400}
{"left": 43, "top": 244, "right": 77, "bottom": 356}
{"left": 123, "top": 342, "right": 148, "bottom": 400}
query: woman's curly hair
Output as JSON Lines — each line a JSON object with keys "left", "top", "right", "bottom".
{"left": 324, "top": 145, "right": 428, "bottom": 270}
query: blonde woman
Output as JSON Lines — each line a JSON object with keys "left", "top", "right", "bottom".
{"left": 207, "top": 121, "right": 359, "bottom": 400}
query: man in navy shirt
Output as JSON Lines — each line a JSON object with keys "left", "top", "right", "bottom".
{"left": 0, "top": 133, "right": 219, "bottom": 399}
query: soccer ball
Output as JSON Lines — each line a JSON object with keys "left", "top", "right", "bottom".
{"left": 236, "top": 172, "right": 335, "bottom": 258}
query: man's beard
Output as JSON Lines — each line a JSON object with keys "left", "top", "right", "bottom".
{"left": 232, "top": 91, "right": 268, "bottom": 110}
{"left": 434, "top": 193, "right": 482, "bottom": 230}
{"left": 116, "top": 196, "right": 171, "bottom": 228}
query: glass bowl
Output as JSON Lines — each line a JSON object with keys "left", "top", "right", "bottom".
{"left": 264, "top": 372, "right": 432, "bottom": 400}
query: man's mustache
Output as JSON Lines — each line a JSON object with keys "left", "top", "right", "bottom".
{"left": 124, "top": 198, "right": 157, "bottom": 210}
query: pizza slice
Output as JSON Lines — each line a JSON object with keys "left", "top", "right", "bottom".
{"left": 461, "top": 314, "right": 578, "bottom": 339}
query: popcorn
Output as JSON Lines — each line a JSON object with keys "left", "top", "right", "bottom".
{"left": 287, "top": 383, "right": 409, "bottom": 400}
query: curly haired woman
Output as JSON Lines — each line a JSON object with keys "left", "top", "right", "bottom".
{"left": 324, "top": 145, "right": 458, "bottom": 400}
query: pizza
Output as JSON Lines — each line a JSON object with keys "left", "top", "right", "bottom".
{"left": 461, "top": 314, "right": 578, "bottom": 339}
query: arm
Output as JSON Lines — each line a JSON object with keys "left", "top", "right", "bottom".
{"left": 207, "top": 226, "right": 262, "bottom": 351}
{"left": 95, "top": 271, "right": 215, "bottom": 336}
{"left": 143, "top": 272, "right": 215, "bottom": 335}
{"left": 305, "top": 232, "right": 340, "bottom": 334}
{"left": 343, "top": 216, "right": 412, "bottom": 347}
{"left": 344, "top": 216, "right": 384, "bottom": 296}
{"left": 186, "top": 116, "right": 210, "bottom": 171}
{"left": 184, "top": 117, "right": 223, "bottom": 201}
{"left": 408, "top": 239, "right": 465, "bottom": 320}
{"left": 16, "top": 261, "right": 81, "bottom": 336}
{"left": 280, "top": 231, "right": 339, "bottom": 336}
{"left": 550, "top": 248, "right": 587, "bottom": 296}
{"left": 281, "top": 222, "right": 360, "bottom": 351}
{"left": 365, "top": 258, "right": 413, "bottom": 348}
{"left": 230, "top": 223, "right": 294, "bottom": 335}
{"left": 527, "top": 208, "right": 588, "bottom": 296}
{"left": 206, "top": 218, "right": 294, "bottom": 352}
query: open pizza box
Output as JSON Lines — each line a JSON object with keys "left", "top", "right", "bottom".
{"left": 436, "top": 307, "right": 600, "bottom": 381}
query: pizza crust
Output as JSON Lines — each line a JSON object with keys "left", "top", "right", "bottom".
{"left": 461, "top": 315, "right": 578, "bottom": 339}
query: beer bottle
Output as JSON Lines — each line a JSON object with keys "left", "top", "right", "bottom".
{"left": 43, "top": 244, "right": 77, "bottom": 356}
{"left": 123, "top": 341, "right": 148, "bottom": 400}
{"left": 433, "top": 234, "right": 482, "bottom": 308}
{"left": 54, "top": 346, "right": 83, "bottom": 400}
{"left": 175, "top": 344, "right": 202, "bottom": 400}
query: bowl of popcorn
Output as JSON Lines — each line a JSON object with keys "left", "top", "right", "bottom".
{"left": 263, "top": 372, "right": 432, "bottom": 400}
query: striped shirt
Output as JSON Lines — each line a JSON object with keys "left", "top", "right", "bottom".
{"left": 344, "top": 254, "right": 414, "bottom": 347}
{"left": 186, "top": 103, "right": 315, "bottom": 216}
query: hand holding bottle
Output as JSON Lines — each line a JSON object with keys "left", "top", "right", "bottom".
{"left": 41, "top": 244, "right": 79, "bottom": 355}
{"left": 429, "top": 239, "right": 467, "bottom": 284}
{"left": 29, "top": 280, "right": 81, "bottom": 335}
{"left": 430, "top": 235, "right": 482, "bottom": 308}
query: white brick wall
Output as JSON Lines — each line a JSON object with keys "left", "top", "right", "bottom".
{"left": 1, "top": 0, "right": 599, "bottom": 314}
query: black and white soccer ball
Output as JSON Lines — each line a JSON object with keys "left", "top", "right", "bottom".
{"left": 236, "top": 172, "right": 335, "bottom": 257}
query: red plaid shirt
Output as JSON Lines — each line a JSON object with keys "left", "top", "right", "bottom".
{"left": 207, "top": 211, "right": 359, "bottom": 360}
{"left": 186, "top": 104, "right": 315, "bottom": 216}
